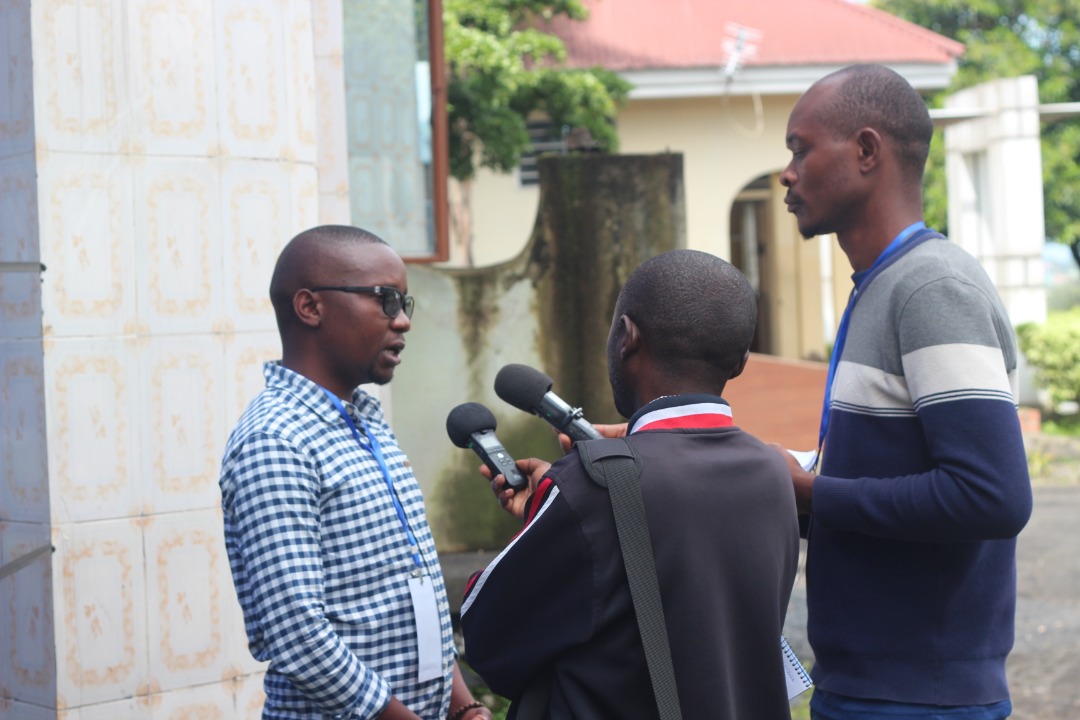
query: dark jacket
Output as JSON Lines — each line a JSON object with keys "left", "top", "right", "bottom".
{"left": 461, "top": 395, "right": 800, "bottom": 719}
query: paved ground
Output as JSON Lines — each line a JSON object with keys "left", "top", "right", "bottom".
{"left": 783, "top": 484, "right": 1080, "bottom": 720}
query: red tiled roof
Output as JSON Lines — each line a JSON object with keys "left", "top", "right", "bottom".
{"left": 544, "top": 0, "right": 964, "bottom": 71}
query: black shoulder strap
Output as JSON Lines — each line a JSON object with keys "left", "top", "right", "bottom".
{"left": 577, "top": 437, "right": 683, "bottom": 720}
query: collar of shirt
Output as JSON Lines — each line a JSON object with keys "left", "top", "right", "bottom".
{"left": 627, "top": 394, "right": 734, "bottom": 434}
{"left": 262, "top": 361, "right": 385, "bottom": 428}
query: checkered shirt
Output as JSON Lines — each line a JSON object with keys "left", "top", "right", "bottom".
{"left": 220, "top": 363, "right": 455, "bottom": 720}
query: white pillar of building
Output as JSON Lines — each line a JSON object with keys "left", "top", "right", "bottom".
{"left": 944, "top": 75, "right": 1047, "bottom": 328}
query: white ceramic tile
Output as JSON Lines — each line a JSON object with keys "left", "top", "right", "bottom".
{"left": 313, "top": 0, "right": 345, "bottom": 215}
{"left": 138, "top": 335, "right": 225, "bottom": 515}
{"left": 53, "top": 518, "right": 148, "bottom": 709}
{"left": 133, "top": 157, "right": 223, "bottom": 336}
{"left": 0, "top": 2, "right": 35, "bottom": 159}
{"left": 32, "top": 0, "right": 133, "bottom": 154}
{"left": 232, "top": 672, "right": 266, "bottom": 720}
{"left": 37, "top": 153, "right": 136, "bottom": 339}
{"left": 130, "top": 1, "right": 219, "bottom": 158}
{"left": 317, "top": 191, "right": 352, "bottom": 227}
{"left": 289, "top": 163, "right": 319, "bottom": 240}
{"left": 43, "top": 337, "right": 142, "bottom": 524}
{"left": 0, "top": 340, "right": 49, "bottom": 523}
{"left": 0, "top": 153, "right": 41, "bottom": 262}
{"left": 215, "top": 1, "right": 287, "bottom": 160}
{"left": 222, "top": 332, "right": 279, "bottom": 431}
{"left": 146, "top": 681, "right": 233, "bottom": 720}
{"left": 1, "top": 522, "right": 55, "bottom": 709}
{"left": 143, "top": 509, "right": 230, "bottom": 692}
{"left": 62, "top": 696, "right": 142, "bottom": 720}
{"left": 311, "top": 0, "right": 344, "bottom": 60}
{"left": 219, "top": 160, "right": 289, "bottom": 333}
{"left": 284, "top": 2, "right": 317, "bottom": 165}
{"left": 314, "top": 53, "right": 350, "bottom": 201}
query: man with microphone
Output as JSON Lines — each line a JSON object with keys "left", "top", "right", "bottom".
{"left": 460, "top": 250, "right": 801, "bottom": 719}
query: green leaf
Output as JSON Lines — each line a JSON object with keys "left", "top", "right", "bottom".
{"left": 445, "top": 0, "right": 631, "bottom": 181}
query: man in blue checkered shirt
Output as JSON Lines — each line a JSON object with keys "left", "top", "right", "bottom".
{"left": 219, "top": 226, "right": 491, "bottom": 720}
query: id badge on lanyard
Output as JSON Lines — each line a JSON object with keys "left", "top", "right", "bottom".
{"left": 409, "top": 574, "right": 444, "bottom": 681}
{"left": 321, "top": 388, "right": 444, "bottom": 682}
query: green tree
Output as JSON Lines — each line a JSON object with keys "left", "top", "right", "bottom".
{"left": 443, "top": 0, "right": 631, "bottom": 263}
{"left": 874, "top": 0, "right": 1080, "bottom": 269}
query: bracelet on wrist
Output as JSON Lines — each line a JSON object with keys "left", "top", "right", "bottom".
{"left": 448, "top": 700, "right": 486, "bottom": 720}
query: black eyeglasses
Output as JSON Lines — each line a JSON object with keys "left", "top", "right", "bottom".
{"left": 310, "top": 285, "right": 415, "bottom": 319}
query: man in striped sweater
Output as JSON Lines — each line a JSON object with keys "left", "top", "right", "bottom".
{"left": 776, "top": 64, "right": 1033, "bottom": 719}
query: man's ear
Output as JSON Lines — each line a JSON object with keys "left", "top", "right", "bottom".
{"left": 618, "top": 314, "right": 641, "bottom": 359}
{"left": 293, "top": 288, "right": 323, "bottom": 328}
{"left": 855, "top": 127, "right": 882, "bottom": 172}
{"left": 729, "top": 350, "right": 750, "bottom": 380}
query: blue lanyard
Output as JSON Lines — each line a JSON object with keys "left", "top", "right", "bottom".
{"left": 816, "top": 222, "right": 927, "bottom": 465}
{"left": 320, "top": 388, "right": 424, "bottom": 574}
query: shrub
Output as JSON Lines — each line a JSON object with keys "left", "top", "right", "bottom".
{"left": 1047, "top": 282, "right": 1080, "bottom": 312}
{"left": 1017, "top": 308, "right": 1080, "bottom": 408}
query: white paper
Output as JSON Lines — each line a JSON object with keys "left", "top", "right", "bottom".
{"left": 785, "top": 448, "right": 818, "bottom": 472}
{"left": 781, "top": 635, "right": 813, "bottom": 699}
{"left": 409, "top": 575, "right": 444, "bottom": 682}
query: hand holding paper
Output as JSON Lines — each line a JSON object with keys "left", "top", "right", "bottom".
{"left": 785, "top": 449, "right": 818, "bottom": 472}
{"left": 768, "top": 444, "right": 817, "bottom": 514}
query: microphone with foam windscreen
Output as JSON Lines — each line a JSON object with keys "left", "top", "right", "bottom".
{"left": 494, "top": 364, "right": 603, "bottom": 443}
{"left": 446, "top": 402, "right": 528, "bottom": 490}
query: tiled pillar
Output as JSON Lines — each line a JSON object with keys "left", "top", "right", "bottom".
{"left": 0, "top": 2, "right": 346, "bottom": 718}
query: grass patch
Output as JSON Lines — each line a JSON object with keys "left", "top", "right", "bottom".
{"left": 1042, "top": 415, "right": 1080, "bottom": 438}
{"left": 791, "top": 688, "right": 813, "bottom": 719}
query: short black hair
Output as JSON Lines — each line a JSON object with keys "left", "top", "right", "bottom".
{"left": 616, "top": 249, "right": 756, "bottom": 381}
{"left": 820, "top": 64, "right": 934, "bottom": 181}
{"left": 268, "top": 224, "right": 387, "bottom": 333}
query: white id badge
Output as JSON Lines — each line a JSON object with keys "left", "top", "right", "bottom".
{"left": 408, "top": 575, "right": 444, "bottom": 682}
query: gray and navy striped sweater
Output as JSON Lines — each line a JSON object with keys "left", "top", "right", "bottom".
{"left": 809, "top": 230, "right": 1033, "bottom": 706}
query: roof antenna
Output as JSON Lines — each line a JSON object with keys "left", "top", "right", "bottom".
{"left": 720, "top": 22, "right": 765, "bottom": 136}
{"left": 721, "top": 23, "right": 760, "bottom": 84}
{"left": 724, "top": 28, "right": 748, "bottom": 81}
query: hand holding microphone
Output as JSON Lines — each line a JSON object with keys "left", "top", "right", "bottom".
{"left": 446, "top": 402, "right": 528, "bottom": 490}
{"left": 494, "top": 364, "right": 603, "bottom": 442}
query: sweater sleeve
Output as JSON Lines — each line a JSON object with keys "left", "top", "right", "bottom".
{"left": 813, "top": 275, "right": 1033, "bottom": 542}
{"left": 459, "top": 475, "right": 595, "bottom": 700}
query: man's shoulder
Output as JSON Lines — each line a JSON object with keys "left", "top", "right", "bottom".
{"left": 633, "top": 425, "right": 782, "bottom": 459}
{"left": 896, "top": 235, "right": 993, "bottom": 285}
{"left": 225, "top": 388, "right": 320, "bottom": 454}
{"left": 557, "top": 429, "right": 789, "bottom": 489}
